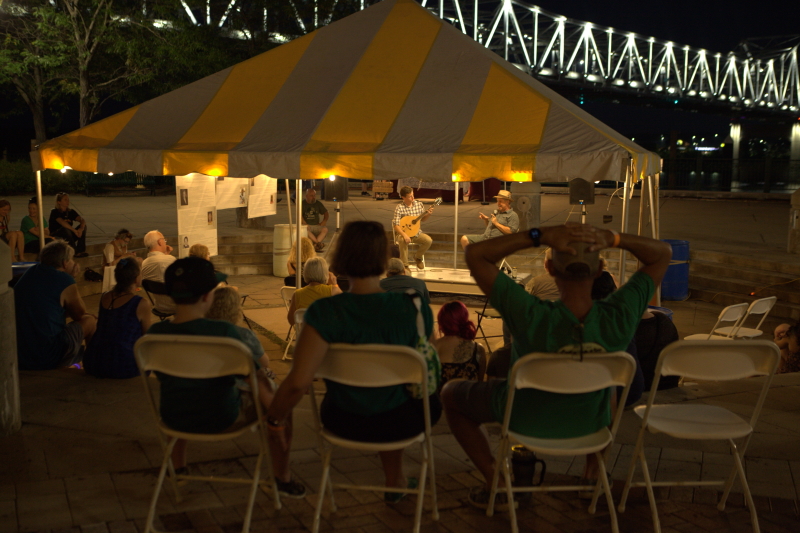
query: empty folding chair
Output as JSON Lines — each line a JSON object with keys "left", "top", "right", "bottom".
{"left": 280, "top": 286, "right": 297, "bottom": 360}
{"left": 714, "top": 296, "right": 777, "bottom": 339}
{"left": 617, "top": 340, "right": 780, "bottom": 533}
{"left": 134, "top": 334, "right": 281, "bottom": 533}
{"left": 309, "top": 343, "right": 438, "bottom": 533}
{"left": 487, "top": 351, "right": 637, "bottom": 533}
{"left": 684, "top": 302, "right": 748, "bottom": 340}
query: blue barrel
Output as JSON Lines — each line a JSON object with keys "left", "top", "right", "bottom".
{"left": 647, "top": 305, "right": 673, "bottom": 321}
{"left": 661, "top": 239, "right": 689, "bottom": 301}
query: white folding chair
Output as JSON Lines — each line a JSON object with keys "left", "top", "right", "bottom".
{"left": 309, "top": 343, "right": 438, "bottom": 533}
{"left": 280, "top": 286, "right": 297, "bottom": 360}
{"left": 714, "top": 296, "right": 778, "bottom": 339}
{"left": 294, "top": 308, "right": 306, "bottom": 334}
{"left": 617, "top": 340, "right": 780, "bottom": 533}
{"left": 134, "top": 334, "right": 281, "bottom": 533}
{"left": 487, "top": 351, "right": 636, "bottom": 533}
{"left": 684, "top": 302, "right": 748, "bottom": 340}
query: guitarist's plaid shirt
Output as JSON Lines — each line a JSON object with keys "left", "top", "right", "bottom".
{"left": 392, "top": 200, "right": 426, "bottom": 237}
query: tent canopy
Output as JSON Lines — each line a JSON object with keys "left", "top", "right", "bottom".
{"left": 32, "top": 0, "right": 659, "bottom": 183}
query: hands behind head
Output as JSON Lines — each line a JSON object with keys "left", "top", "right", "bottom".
{"left": 544, "top": 223, "right": 612, "bottom": 254}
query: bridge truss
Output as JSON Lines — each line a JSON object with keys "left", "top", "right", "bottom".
{"left": 417, "top": 0, "right": 799, "bottom": 115}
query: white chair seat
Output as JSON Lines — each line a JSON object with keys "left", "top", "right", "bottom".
{"left": 321, "top": 428, "right": 425, "bottom": 452}
{"left": 714, "top": 326, "right": 764, "bottom": 338}
{"left": 634, "top": 404, "right": 753, "bottom": 440}
{"left": 683, "top": 334, "right": 734, "bottom": 341}
{"left": 509, "top": 427, "right": 611, "bottom": 456}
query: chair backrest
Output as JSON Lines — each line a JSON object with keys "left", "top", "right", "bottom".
{"left": 280, "top": 286, "right": 296, "bottom": 310}
{"left": 317, "top": 343, "right": 427, "bottom": 390}
{"left": 134, "top": 334, "right": 254, "bottom": 378}
{"left": 294, "top": 308, "right": 307, "bottom": 332}
{"left": 735, "top": 296, "right": 778, "bottom": 334}
{"left": 706, "top": 302, "right": 748, "bottom": 338}
{"left": 654, "top": 339, "right": 780, "bottom": 382}
{"left": 503, "top": 351, "right": 636, "bottom": 436}
{"left": 140, "top": 279, "right": 159, "bottom": 306}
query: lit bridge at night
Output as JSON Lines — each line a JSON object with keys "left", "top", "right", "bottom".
{"left": 408, "top": 0, "right": 799, "bottom": 115}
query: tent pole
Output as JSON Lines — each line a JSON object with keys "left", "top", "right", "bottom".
{"left": 36, "top": 171, "right": 45, "bottom": 253}
{"left": 650, "top": 173, "right": 659, "bottom": 239}
{"left": 618, "top": 163, "right": 632, "bottom": 284}
{"left": 453, "top": 183, "right": 459, "bottom": 269}
{"left": 284, "top": 179, "right": 295, "bottom": 244}
{"left": 296, "top": 180, "right": 303, "bottom": 290}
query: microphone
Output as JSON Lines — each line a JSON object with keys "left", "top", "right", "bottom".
{"left": 493, "top": 210, "right": 498, "bottom": 216}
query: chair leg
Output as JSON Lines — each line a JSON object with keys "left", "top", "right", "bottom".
{"left": 618, "top": 426, "right": 647, "bottom": 513}
{"left": 145, "top": 440, "right": 178, "bottom": 533}
{"left": 502, "top": 449, "right": 519, "bottom": 533}
{"left": 718, "top": 438, "right": 744, "bottom": 511}
{"left": 592, "top": 453, "right": 620, "bottom": 533}
{"left": 412, "top": 448, "right": 428, "bottom": 533}
{"left": 731, "top": 444, "right": 761, "bottom": 533}
{"left": 283, "top": 327, "right": 295, "bottom": 361}
{"left": 427, "top": 438, "right": 439, "bottom": 521}
{"left": 639, "top": 449, "right": 661, "bottom": 533}
{"left": 313, "top": 447, "right": 334, "bottom": 533}
{"left": 486, "top": 437, "right": 507, "bottom": 517}
{"left": 241, "top": 451, "right": 264, "bottom": 533}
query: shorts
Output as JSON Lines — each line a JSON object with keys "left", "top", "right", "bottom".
{"left": 464, "top": 234, "right": 487, "bottom": 245}
{"left": 306, "top": 225, "right": 324, "bottom": 236}
{"left": 444, "top": 378, "right": 506, "bottom": 425}
{"left": 320, "top": 393, "right": 443, "bottom": 442}
{"left": 57, "top": 321, "right": 85, "bottom": 367}
{"left": 225, "top": 389, "right": 258, "bottom": 431}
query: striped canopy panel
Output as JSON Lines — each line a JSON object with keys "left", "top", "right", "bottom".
{"left": 32, "top": 0, "right": 659, "bottom": 182}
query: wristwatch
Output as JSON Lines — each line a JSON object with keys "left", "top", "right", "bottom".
{"left": 528, "top": 228, "right": 541, "bottom": 247}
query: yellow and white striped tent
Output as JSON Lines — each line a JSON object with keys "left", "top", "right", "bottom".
{"left": 31, "top": 0, "right": 659, "bottom": 183}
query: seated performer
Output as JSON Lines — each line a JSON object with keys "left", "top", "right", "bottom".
{"left": 301, "top": 188, "right": 329, "bottom": 251}
{"left": 460, "top": 190, "right": 519, "bottom": 249}
{"left": 49, "top": 193, "right": 88, "bottom": 257}
{"left": 393, "top": 186, "right": 434, "bottom": 271}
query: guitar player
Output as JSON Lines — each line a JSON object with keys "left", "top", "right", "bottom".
{"left": 392, "top": 186, "right": 435, "bottom": 271}
{"left": 460, "top": 190, "right": 520, "bottom": 249}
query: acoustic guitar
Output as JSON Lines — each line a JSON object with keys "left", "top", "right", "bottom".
{"left": 398, "top": 197, "right": 442, "bottom": 236}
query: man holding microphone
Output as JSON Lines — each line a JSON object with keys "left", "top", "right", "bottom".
{"left": 461, "top": 190, "right": 519, "bottom": 249}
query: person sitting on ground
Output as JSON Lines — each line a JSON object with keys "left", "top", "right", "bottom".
{"left": 287, "top": 257, "right": 341, "bottom": 326}
{"left": 442, "top": 223, "right": 671, "bottom": 509}
{"left": 380, "top": 257, "right": 430, "bottom": 303}
{"left": 147, "top": 257, "right": 305, "bottom": 498}
{"left": 48, "top": 192, "right": 88, "bottom": 257}
{"left": 103, "top": 229, "right": 141, "bottom": 267}
{"left": 141, "top": 230, "right": 176, "bottom": 315}
{"left": 20, "top": 197, "right": 54, "bottom": 256}
{"left": 0, "top": 199, "right": 25, "bottom": 261}
{"left": 83, "top": 258, "right": 152, "bottom": 379}
{"left": 636, "top": 307, "right": 680, "bottom": 390}
{"left": 207, "top": 286, "right": 276, "bottom": 380}
{"left": 433, "top": 301, "right": 487, "bottom": 388}
{"left": 267, "top": 221, "right": 442, "bottom": 503}
{"left": 284, "top": 237, "right": 316, "bottom": 287}
{"left": 301, "top": 188, "right": 329, "bottom": 251}
{"left": 460, "top": 190, "right": 519, "bottom": 250}
{"left": 14, "top": 239, "right": 97, "bottom": 370}
{"left": 774, "top": 321, "right": 800, "bottom": 373}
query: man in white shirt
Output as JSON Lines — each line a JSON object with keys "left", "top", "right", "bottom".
{"left": 141, "top": 230, "right": 176, "bottom": 314}
{"left": 392, "top": 186, "right": 434, "bottom": 270}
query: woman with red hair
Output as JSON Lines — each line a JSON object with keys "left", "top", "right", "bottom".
{"left": 433, "top": 301, "right": 486, "bottom": 388}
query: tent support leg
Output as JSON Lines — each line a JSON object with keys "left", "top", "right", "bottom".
{"left": 454, "top": 183, "right": 459, "bottom": 269}
{"left": 36, "top": 171, "right": 45, "bottom": 254}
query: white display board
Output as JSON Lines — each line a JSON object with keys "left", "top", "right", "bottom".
{"left": 216, "top": 177, "right": 249, "bottom": 209}
{"left": 248, "top": 174, "right": 278, "bottom": 218}
{"left": 176, "top": 174, "right": 218, "bottom": 258}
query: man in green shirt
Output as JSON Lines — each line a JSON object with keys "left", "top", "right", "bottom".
{"left": 442, "top": 223, "right": 671, "bottom": 509}
{"left": 301, "top": 188, "right": 329, "bottom": 251}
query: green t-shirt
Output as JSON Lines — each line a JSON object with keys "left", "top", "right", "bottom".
{"left": 21, "top": 215, "right": 48, "bottom": 244}
{"left": 147, "top": 318, "right": 244, "bottom": 433}
{"left": 301, "top": 199, "right": 328, "bottom": 226}
{"left": 490, "top": 271, "right": 654, "bottom": 438}
{"left": 304, "top": 291, "right": 433, "bottom": 416}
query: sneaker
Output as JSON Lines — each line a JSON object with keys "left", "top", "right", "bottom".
{"left": 468, "top": 486, "right": 518, "bottom": 511}
{"left": 361, "top": 191, "right": 370, "bottom": 196}
{"left": 385, "top": 477, "right": 418, "bottom": 503}
{"left": 317, "top": 242, "right": 325, "bottom": 251}
{"left": 577, "top": 475, "right": 613, "bottom": 499}
{"left": 275, "top": 477, "right": 307, "bottom": 499}
{"left": 75, "top": 252, "right": 88, "bottom": 258}
{"left": 414, "top": 258, "right": 425, "bottom": 270}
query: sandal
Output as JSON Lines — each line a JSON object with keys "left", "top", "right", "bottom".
{"left": 384, "top": 477, "right": 418, "bottom": 503}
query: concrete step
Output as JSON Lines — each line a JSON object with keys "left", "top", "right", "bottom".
{"left": 690, "top": 273, "right": 800, "bottom": 305}
{"left": 689, "top": 287, "right": 800, "bottom": 322}
{"left": 219, "top": 232, "right": 274, "bottom": 244}
{"left": 218, "top": 243, "right": 274, "bottom": 254}
{"left": 215, "top": 263, "right": 273, "bottom": 276}
{"left": 691, "top": 260, "right": 800, "bottom": 291}
{"left": 213, "top": 253, "right": 273, "bottom": 265}
{"left": 691, "top": 249, "right": 800, "bottom": 277}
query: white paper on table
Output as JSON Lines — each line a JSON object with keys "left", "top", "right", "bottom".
{"left": 216, "top": 177, "right": 249, "bottom": 210}
{"left": 248, "top": 174, "right": 278, "bottom": 218}
{"left": 176, "top": 174, "right": 219, "bottom": 258}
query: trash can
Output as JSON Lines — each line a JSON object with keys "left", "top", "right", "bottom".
{"left": 661, "top": 239, "right": 689, "bottom": 301}
{"left": 323, "top": 176, "right": 349, "bottom": 201}
{"left": 273, "top": 224, "right": 292, "bottom": 278}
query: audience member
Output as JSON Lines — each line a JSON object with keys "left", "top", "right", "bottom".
{"left": 301, "top": 188, "right": 329, "bottom": 251}
{"left": 188, "top": 243, "right": 210, "bottom": 260}
{"left": 442, "top": 224, "right": 671, "bottom": 509}
{"left": 380, "top": 257, "right": 430, "bottom": 303}
{"left": 0, "top": 199, "right": 25, "bottom": 261}
{"left": 83, "top": 258, "right": 152, "bottom": 378}
{"left": 433, "top": 301, "right": 486, "bottom": 388}
{"left": 636, "top": 309, "right": 680, "bottom": 389}
{"left": 268, "top": 221, "right": 441, "bottom": 503}
{"left": 14, "top": 239, "right": 97, "bottom": 370}
{"left": 49, "top": 193, "right": 88, "bottom": 257}
{"left": 20, "top": 197, "right": 54, "bottom": 255}
{"left": 774, "top": 322, "right": 800, "bottom": 373}
{"left": 103, "top": 229, "right": 140, "bottom": 267}
{"left": 524, "top": 248, "right": 560, "bottom": 301}
{"left": 284, "top": 237, "right": 316, "bottom": 287}
{"left": 460, "top": 190, "right": 519, "bottom": 249}
{"left": 287, "top": 257, "right": 341, "bottom": 326}
{"left": 141, "top": 230, "right": 176, "bottom": 314}
{"left": 147, "top": 257, "right": 305, "bottom": 498}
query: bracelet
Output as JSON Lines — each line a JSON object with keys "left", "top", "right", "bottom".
{"left": 528, "top": 228, "right": 541, "bottom": 247}
{"left": 267, "top": 424, "right": 285, "bottom": 432}
{"left": 609, "top": 230, "right": 621, "bottom": 248}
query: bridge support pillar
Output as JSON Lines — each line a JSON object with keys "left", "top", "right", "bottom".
{"left": 791, "top": 123, "right": 800, "bottom": 186}
{"left": 730, "top": 123, "right": 742, "bottom": 192}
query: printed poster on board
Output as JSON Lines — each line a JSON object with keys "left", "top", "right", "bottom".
{"left": 248, "top": 174, "right": 278, "bottom": 218}
{"left": 216, "top": 177, "right": 249, "bottom": 210}
{"left": 176, "top": 173, "right": 218, "bottom": 258}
